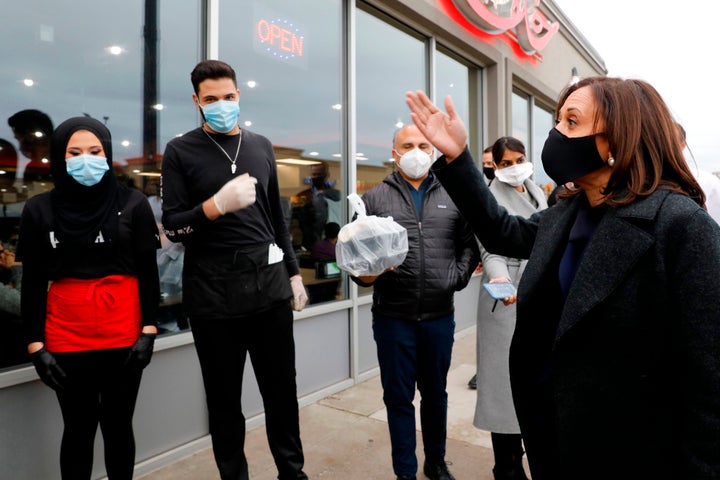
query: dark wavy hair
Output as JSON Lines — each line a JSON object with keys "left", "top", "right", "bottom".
{"left": 491, "top": 136, "right": 526, "bottom": 166}
{"left": 555, "top": 76, "right": 704, "bottom": 207}
{"left": 190, "top": 60, "right": 237, "bottom": 95}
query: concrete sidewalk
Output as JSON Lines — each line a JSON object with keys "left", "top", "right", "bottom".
{"left": 138, "top": 327, "right": 527, "bottom": 479}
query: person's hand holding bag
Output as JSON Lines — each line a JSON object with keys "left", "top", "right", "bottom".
{"left": 31, "top": 347, "right": 67, "bottom": 391}
{"left": 125, "top": 332, "right": 157, "bottom": 371}
{"left": 213, "top": 173, "right": 258, "bottom": 215}
{"left": 290, "top": 275, "right": 308, "bottom": 312}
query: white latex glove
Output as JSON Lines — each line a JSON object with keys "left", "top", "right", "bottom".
{"left": 213, "top": 173, "right": 258, "bottom": 215}
{"left": 290, "top": 275, "right": 308, "bottom": 312}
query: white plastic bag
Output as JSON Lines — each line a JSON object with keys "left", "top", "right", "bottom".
{"left": 335, "top": 193, "right": 408, "bottom": 276}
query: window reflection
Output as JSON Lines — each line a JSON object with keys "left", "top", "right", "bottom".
{"left": 0, "top": 0, "right": 200, "bottom": 370}
{"left": 532, "top": 104, "right": 554, "bottom": 193}
{"left": 435, "top": 50, "right": 471, "bottom": 138}
{"left": 512, "top": 91, "right": 556, "bottom": 196}
{"left": 356, "top": 9, "right": 426, "bottom": 296}
{"left": 219, "top": 0, "right": 344, "bottom": 305}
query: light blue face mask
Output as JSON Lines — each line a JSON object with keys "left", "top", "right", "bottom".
{"left": 201, "top": 100, "right": 240, "bottom": 133}
{"left": 66, "top": 154, "right": 109, "bottom": 187}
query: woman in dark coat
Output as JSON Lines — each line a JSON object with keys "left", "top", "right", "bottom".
{"left": 19, "top": 117, "right": 160, "bottom": 480}
{"left": 406, "top": 77, "right": 720, "bottom": 479}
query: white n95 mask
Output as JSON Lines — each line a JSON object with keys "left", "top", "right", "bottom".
{"left": 494, "top": 162, "right": 534, "bottom": 187}
{"left": 398, "top": 148, "right": 433, "bottom": 179}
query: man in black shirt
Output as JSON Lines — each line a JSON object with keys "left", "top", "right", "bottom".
{"left": 161, "top": 59, "right": 309, "bottom": 480}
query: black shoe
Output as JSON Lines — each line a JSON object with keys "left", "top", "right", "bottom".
{"left": 396, "top": 476, "right": 416, "bottom": 480}
{"left": 468, "top": 373, "right": 477, "bottom": 390}
{"left": 423, "top": 460, "right": 456, "bottom": 480}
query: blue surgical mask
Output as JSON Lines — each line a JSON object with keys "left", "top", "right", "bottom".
{"left": 66, "top": 154, "right": 109, "bottom": 186}
{"left": 201, "top": 100, "right": 240, "bottom": 133}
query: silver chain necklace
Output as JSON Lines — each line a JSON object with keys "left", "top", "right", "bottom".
{"left": 203, "top": 128, "right": 242, "bottom": 174}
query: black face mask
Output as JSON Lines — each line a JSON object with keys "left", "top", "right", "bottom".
{"left": 483, "top": 167, "right": 495, "bottom": 181}
{"left": 312, "top": 177, "right": 327, "bottom": 189}
{"left": 541, "top": 128, "right": 606, "bottom": 185}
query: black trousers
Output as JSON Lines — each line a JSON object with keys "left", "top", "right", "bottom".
{"left": 53, "top": 348, "right": 142, "bottom": 480}
{"left": 190, "top": 303, "right": 307, "bottom": 480}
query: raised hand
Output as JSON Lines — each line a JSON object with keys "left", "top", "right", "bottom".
{"left": 405, "top": 91, "right": 468, "bottom": 162}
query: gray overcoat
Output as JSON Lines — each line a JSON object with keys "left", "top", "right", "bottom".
{"left": 474, "top": 178, "right": 547, "bottom": 433}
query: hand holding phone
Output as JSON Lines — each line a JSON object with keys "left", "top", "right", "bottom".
{"left": 483, "top": 282, "right": 516, "bottom": 300}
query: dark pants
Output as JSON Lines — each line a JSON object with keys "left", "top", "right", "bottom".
{"left": 190, "top": 303, "right": 307, "bottom": 480}
{"left": 373, "top": 312, "right": 455, "bottom": 477}
{"left": 54, "top": 348, "right": 142, "bottom": 480}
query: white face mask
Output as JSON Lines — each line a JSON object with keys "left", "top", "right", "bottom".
{"left": 397, "top": 148, "right": 433, "bottom": 179}
{"left": 494, "top": 162, "right": 534, "bottom": 187}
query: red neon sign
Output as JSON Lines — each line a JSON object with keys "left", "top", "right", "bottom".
{"left": 441, "top": 0, "right": 558, "bottom": 59}
{"left": 256, "top": 18, "right": 304, "bottom": 58}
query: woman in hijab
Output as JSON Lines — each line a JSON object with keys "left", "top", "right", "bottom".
{"left": 18, "top": 117, "right": 160, "bottom": 480}
{"left": 406, "top": 76, "right": 720, "bottom": 479}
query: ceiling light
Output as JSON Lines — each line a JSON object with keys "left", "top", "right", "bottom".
{"left": 276, "top": 158, "right": 323, "bottom": 166}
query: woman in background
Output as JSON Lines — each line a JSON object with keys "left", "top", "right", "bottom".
{"left": 19, "top": 117, "right": 160, "bottom": 480}
{"left": 476, "top": 136, "right": 547, "bottom": 480}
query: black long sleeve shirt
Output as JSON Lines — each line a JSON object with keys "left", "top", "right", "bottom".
{"left": 161, "top": 127, "right": 299, "bottom": 277}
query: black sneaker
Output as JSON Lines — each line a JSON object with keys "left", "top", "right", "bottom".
{"left": 468, "top": 373, "right": 477, "bottom": 390}
{"left": 396, "top": 476, "right": 416, "bottom": 480}
{"left": 423, "top": 460, "right": 456, "bottom": 480}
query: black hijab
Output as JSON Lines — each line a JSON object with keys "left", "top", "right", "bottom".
{"left": 49, "top": 117, "right": 126, "bottom": 245}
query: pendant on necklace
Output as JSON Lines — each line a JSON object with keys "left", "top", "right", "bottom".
{"left": 231, "top": 164, "right": 237, "bottom": 174}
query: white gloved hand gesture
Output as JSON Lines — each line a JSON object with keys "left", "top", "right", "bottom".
{"left": 213, "top": 173, "right": 258, "bottom": 215}
{"left": 290, "top": 275, "right": 308, "bottom": 312}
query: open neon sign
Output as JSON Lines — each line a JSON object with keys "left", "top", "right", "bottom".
{"left": 256, "top": 18, "right": 304, "bottom": 59}
{"left": 441, "top": 0, "right": 558, "bottom": 61}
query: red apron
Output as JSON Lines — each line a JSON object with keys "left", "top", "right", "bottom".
{"left": 45, "top": 275, "right": 141, "bottom": 352}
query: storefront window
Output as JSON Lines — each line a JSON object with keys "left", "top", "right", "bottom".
{"left": 356, "top": 7, "right": 426, "bottom": 296}
{"left": 512, "top": 90, "right": 554, "bottom": 195}
{"left": 512, "top": 91, "right": 530, "bottom": 146}
{"left": 532, "top": 104, "right": 554, "bottom": 193}
{"left": 219, "top": 0, "right": 344, "bottom": 305}
{"left": 435, "top": 50, "right": 471, "bottom": 142}
{"left": 0, "top": 0, "right": 201, "bottom": 370}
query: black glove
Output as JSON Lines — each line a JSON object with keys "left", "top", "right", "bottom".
{"left": 125, "top": 333, "right": 157, "bottom": 371}
{"left": 31, "top": 348, "right": 67, "bottom": 391}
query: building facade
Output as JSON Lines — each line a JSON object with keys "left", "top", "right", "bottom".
{"left": 0, "top": 0, "right": 605, "bottom": 477}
